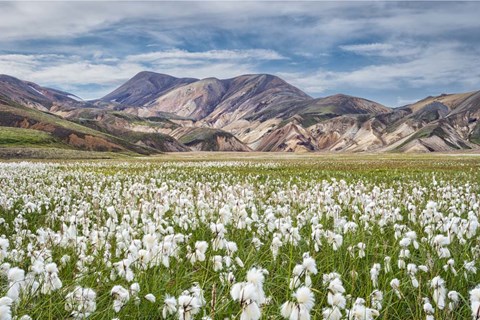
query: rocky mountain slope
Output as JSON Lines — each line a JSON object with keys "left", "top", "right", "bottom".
{"left": 0, "top": 95, "right": 155, "bottom": 154}
{"left": 0, "top": 74, "right": 88, "bottom": 112}
{"left": 1, "top": 71, "right": 479, "bottom": 154}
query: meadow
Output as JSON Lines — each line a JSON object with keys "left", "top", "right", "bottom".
{"left": 1, "top": 153, "right": 480, "bottom": 319}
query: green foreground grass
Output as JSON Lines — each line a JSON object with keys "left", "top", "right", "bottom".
{"left": 0, "top": 154, "right": 479, "bottom": 319}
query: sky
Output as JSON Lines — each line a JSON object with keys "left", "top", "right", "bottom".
{"left": 1, "top": 1, "right": 479, "bottom": 107}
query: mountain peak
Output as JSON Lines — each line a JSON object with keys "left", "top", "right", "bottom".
{"left": 0, "top": 74, "right": 24, "bottom": 84}
{"left": 329, "top": 93, "right": 353, "bottom": 99}
{"left": 100, "top": 71, "right": 197, "bottom": 105}
{"left": 200, "top": 77, "right": 221, "bottom": 82}
{"left": 227, "top": 73, "right": 288, "bottom": 85}
{"left": 132, "top": 71, "right": 177, "bottom": 80}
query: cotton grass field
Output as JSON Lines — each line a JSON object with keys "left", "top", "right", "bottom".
{"left": 1, "top": 154, "right": 480, "bottom": 320}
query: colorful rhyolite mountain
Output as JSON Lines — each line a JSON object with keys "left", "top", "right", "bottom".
{"left": 0, "top": 71, "right": 479, "bottom": 154}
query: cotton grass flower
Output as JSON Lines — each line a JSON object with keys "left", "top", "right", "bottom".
{"left": 111, "top": 285, "right": 130, "bottom": 313}
{"left": 430, "top": 276, "right": 446, "bottom": 310}
{"left": 470, "top": 285, "right": 480, "bottom": 319}
{"left": 289, "top": 254, "right": 317, "bottom": 290}
{"left": 323, "top": 274, "right": 346, "bottom": 319}
{"left": 130, "top": 282, "right": 141, "bottom": 305}
{"left": 178, "top": 284, "right": 205, "bottom": 320}
{"left": 322, "top": 307, "right": 343, "bottom": 320}
{"left": 407, "top": 263, "right": 419, "bottom": 288}
{"left": 246, "top": 267, "right": 268, "bottom": 304}
{"left": 6, "top": 267, "right": 25, "bottom": 302}
{"left": 162, "top": 294, "right": 177, "bottom": 319}
{"left": 280, "top": 286, "right": 315, "bottom": 320}
{"left": 231, "top": 267, "right": 268, "bottom": 320}
{"left": 0, "top": 239, "right": 9, "bottom": 263}
{"left": 41, "top": 263, "right": 62, "bottom": 294}
{"left": 370, "top": 290, "right": 383, "bottom": 311}
{"left": 422, "top": 297, "right": 434, "bottom": 320}
{"left": 231, "top": 282, "right": 261, "bottom": 320}
{"left": 187, "top": 241, "right": 208, "bottom": 264}
{"left": 270, "top": 236, "right": 282, "bottom": 260}
{"left": 0, "top": 297, "right": 13, "bottom": 320}
{"left": 464, "top": 261, "right": 477, "bottom": 279}
{"left": 65, "top": 286, "right": 96, "bottom": 319}
{"left": 447, "top": 291, "right": 459, "bottom": 311}
{"left": 347, "top": 298, "right": 379, "bottom": 320}
{"left": 390, "top": 279, "right": 401, "bottom": 299}
{"left": 370, "top": 264, "right": 381, "bottom": 288}
{"left": 145, "top": 294, "right": 156, "bottom": 303}
{"left": 178, "top": 294, "right": 202, "bottom": 320}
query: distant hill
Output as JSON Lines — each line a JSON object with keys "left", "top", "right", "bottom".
{"left": 0, "top": 72, "right": 479, "bottom": 156}
{"left": 0, "top": 74, "right": 89, "bottom": 112}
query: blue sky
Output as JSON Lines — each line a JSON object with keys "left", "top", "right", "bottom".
{"left": 1, "top": 1, "right": 479, "bottom": 107}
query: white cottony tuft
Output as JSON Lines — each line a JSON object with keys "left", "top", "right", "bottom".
{"left": 390, "top": 279, "right": 401, "bottom": 299}
{"left": 65, "top": 286, "right": 97, "bottom": 319}
{"left": 162, "top": 295, "right": 177, "bottom": 319}
{"left": 430, "top": 276, "right": 446, "bottom": 310}
{"left": 281, "top": 286, "right": 315, "bottom": 320}
{"left": 231, "top": 267, "right": 267, "bottom": 320}
{"left": 347, "top": 298, "right": 380, "bottom": 320}
{"left": 7, "top": 267, "right": 25, "bottom": 302}
{"left": 111, "top": 285, "right": 130, "bottom": 313}
{"left": 470, "top": 285, "right": 480, "bottom": 319}
{"left": 0, "top": 297, "right": 13, "bottom": 320}
{"left": 177, "top": 284, "right": 205, "bottom": 320}
{"left": 145, "top": 293, "right": 156, "bottom": 303}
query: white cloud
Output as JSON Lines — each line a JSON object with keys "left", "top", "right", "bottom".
{"left": 126, "top": 49, "right": 286, "bottom": 63}
{"left": 0, "top": 2, "right": 333, "bottom": 41}
{"left": 340, "top": 43, "right": 394, "bottom": 53}
{"left": 339, "top": 42, "right": 422, "bottom": 58}
{"left": 280, "top": 42, "right": 480, "bottom": 97}
{"left": 2, "top": 2, "right": 478, "bottom": 48}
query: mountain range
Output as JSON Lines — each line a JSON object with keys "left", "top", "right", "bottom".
{"left": 1, "top": 71, "right": 479, "bottom": 155}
